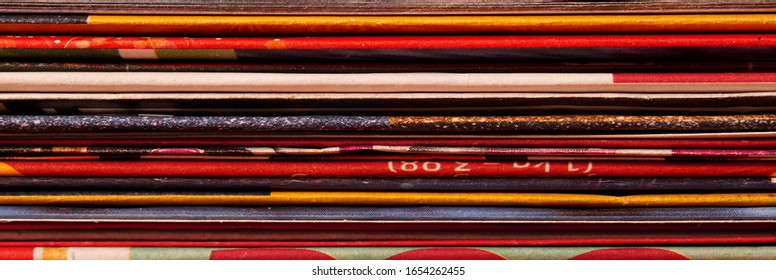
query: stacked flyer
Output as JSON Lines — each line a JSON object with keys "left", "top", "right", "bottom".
{"left": 2, "top": 0, "right": 776, "bottom": 260}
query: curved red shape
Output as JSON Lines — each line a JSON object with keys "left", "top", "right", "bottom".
{"left": 209, "top": 248, "right": 336, "bottom": 260}
{"left": 387, "top": 248, "right": 506, "bottom": 260}
{"left": 571, "top": 248, "right": 690, "bottom": 260}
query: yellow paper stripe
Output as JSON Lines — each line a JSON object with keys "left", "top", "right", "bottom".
{"left": 41, "top": 248, "right": 68, "bottom": 260}
{"left": 84, "top": 14, "right": 776, "bottom": 34}
{"left": 2, "top": 192, "right": 776, "bottom": 207}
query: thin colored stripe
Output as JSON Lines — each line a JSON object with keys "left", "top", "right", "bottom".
{"left": 0, "top": 192, "right": 775, "bottom": 207}
{"left": 79, "top": 14, "right": 776, "bottom": 34}
{"left": 2, "top": 35, "right": 776, "bottom": 49}
{"left": 614, "top": 73, "right": 776, "bottom": 83}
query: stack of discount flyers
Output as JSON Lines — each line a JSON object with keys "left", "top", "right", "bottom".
{"left": 2, "top": 1, "right": 776, "bottom": 260}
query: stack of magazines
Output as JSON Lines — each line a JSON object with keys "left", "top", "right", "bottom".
{"left": 2, "top": 0, "right": 776, "bottom": 260}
